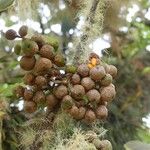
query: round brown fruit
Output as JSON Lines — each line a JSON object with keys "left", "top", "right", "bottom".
{"left": 76, "top": 107, "right": 86, "bottom": 120}
{"left": 34, "top": 58, "right": 52, "bottom": 74}
{"left": 35, "top": 76, "right": 47, "bottom": 88}
{"left": 89, "top": 52, "right": 100, "bottom": 60}
{"left": 54, "top": 53, "right": 65, "bottom": 67}
{"left": 101, "top": 74, "right": 112, "bottom": 86}
{"left": 86, "top": 89, "right": 101, "bottom": 103}
{"left": 54, "top": 85, "right": 68, "bottom": 99}
{"left": 69, "top": 105, "right": 79, "bottom": 118}
{"left": 33, "top": 91, "right": 45, "bottom": 104}
{"left": 77, "top": 64, "right": 89, "bottom": 77}
{"left": 40, "top": 44, "right": 55, "bottom": 60}
{"left": 81, "top": 77, "right": 95, "bottom": 91}
{"left": 96, "top": 105, "right": 108, "bottom": 119}
{"left": 24, "top": 101, "right": 37, "bottom": 113}
{"left": 71, "top": 74, "right": 81, "bottom": 85}
{"left": 31, "top": 34, "right": 45, "bottom": 48}
{"left": 5, "top": 29, "right": 17, "bottom": 40}
{"left": 105, "top": 64, "right": 117, "bottom": 78}
{"left": 24, "top": 89, "right": 33, "bottom": 101}
{"left": 100, "top": 85, "right": 116, "bottom": 102}
{"left": 13, "top": 85, "right": 24, "bottom": 98}
{"left": 19, "top": 25, "right": 28, "bottom": 37}
{"left": 23, "top": 73, "right": 35, "bottom": 85}
{"left": 90, "top": 66, "right": 106, "bottom": 81}
{"left": 61, "top": 95, "right": 74, "bottom": 110}
{"left": 20, "top": 55, "right": 36, "bottom": 71}
{"left": 46, "top": 94, "right": 58, "bottom": 110}
{"left": 71, "top": 85, "right": 85, "bottom": 100}
{"left": 84, "top": 110, "right": 96, "bottom": 123}
{"left": 22, "top": 39, "right": 38, "bottom": 56}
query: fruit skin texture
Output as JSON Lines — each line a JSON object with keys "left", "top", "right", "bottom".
{"left": 84, "top": 110, "right": 96, "bottom": 123}
{"left": 92, "top": 139, "right": 102, "bottom": 149}
{"left": 46, "top": 94, "right": 58, "bottom": 110}
{"left": 81, "top": 77, "right": 95, "bottom": 91}
{"left": 101, "top": 74, "right": 112, "bottom": 86}
{"left": 65, "top": 65, "right": 77, "bottom": 74}
{"left": 31, "top": 34, "right": 45, "bottom": 48}
{"left": 100, "top": 140, "right": 112, "bottom": 150}
{"left": 105, "top": 64, "right": 117, "bottom": 78}
{"left": 19, "top": 25, "right": 28, "bottom": 37}
{"left": 14, "top": 44, "right": 21, "bottom": 55}
{"left": 90, "top": 66, "right": 106, "bottom": 81}
{"left": 13, "top": 85, "right": 24, "bottom": 98}
{"left": 76, "top": 107, "right": 86, "bottom": 120}
{"left": 40, "top": 44, "right": 55, "bottom": 60}
{"left": 34, "top": 58, "right": 52, "bottom": 74}
{"left": 71, "top": 85, "right": 85, "bottom": 100}
{"left": 20, "top": 56, "right": 36, "bottom": 71}
{"left": 5, "top": 29, "right": 17, "bottom": 40}
{"left": 71, "top": 74, "right": 81, "bottom": 85}
{"left": 54, "top": 85, "right": 68, "bottom": 99}
{"left": 69, "top": 105, "right": 79, "bottom": 119}
{"left": 54, "top": 53, "right": 65, "bottom": 67}
{"left": 22, "top": 39, "right": 38, "bottom": 56}
{"left": 77, "top": 64, "right": 89, "bottom": 77}
{"left": 61, "top": 95, "right": 74, "bottom": 110}
{"left": 23, "top": 73, "right": 35, "bottom": 85}
{"left": 24, "top": 101, "right": 37, "bottom": 113}
{"left": 100, "top": 85, "right": 116, "bottom": 102}
{"left": 24, "top": 89, "right": 33, "bottom": 101}
{"left": 96, "top": 105, "right": 108, "bottom": 119}
{"left": 86, "top": 89, "right": 101, "bottom": 103}
{"left": 35, "top": 76, "right": 47, "bottom": 88}
{"left": 33, "top": 91, "right": 45, "bottom": 104}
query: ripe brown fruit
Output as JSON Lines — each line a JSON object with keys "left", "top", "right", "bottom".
{"left": 104, "top": 64, "right": 117, "bottom": 78}
{"left": 100, "top": 85, "right": 116, "bottom": 102}
{"left": 54, "top": 85, "right": 68, "bottom": 99}
{"left": 24, "top": 101, "right": 37, "bottom": 113}
{"left": 84, "top": 110, "right": 96, "bottom": 123}
{"left": 86, "top": 89, "right": 101, "bottom": 103}
{"left": 31, "top": 34, "right": 45, "bottom": 48}
{"left": 19, "top": 25, "right": 28, "bottom": 37}
{"left": 20, "top": 55, "right": 36, "bottom": 71}
{"left": 77, "top": 64, "right": 89, "bottom": 77}
{"left": 23, "top": 73, "right": 35, "bottom": 85}
{"left": 69, "top": 105, "right": 79, "bottom": 118}
{"left": 101, "top": 74, "right": 112, "bottom": 86}
{"left": 89, "top": 52, "right": 100, "bottom": 59}
{"left": 35, "top": 76, "right": 47, "bottom": 88}
{"left": 76, "top": 107, "right": 86, "bottom": 120}
{"left": 40, "top": 44, "right": 55, "bottom": 60}
{"left": 33, "top": 91, "right": 45, "bottom": 103}
{"left": 48, "top": 68, "right": 60, "bottom": 77}
{"left": 61, "top": 95, "right": 74, "bottom": 110}
{"left": 90, "top": 66, "right": 106, "bottom": 81}
{"left": 54, "top": 53, "right": 65, "bottom": 67}
{"left": 5, "top": 29, "right": 17, "bottom": 40}
{"left": 96, "top": 105, "right": 108, "bottom": 119}
{"left": 13, "top": 85, "right": 24, "bottom": 98}
{"left": 71, "top": 85, "right": 85, "bottom": 100}
{"left": 24, "top": 89, "right": 33, "bottom": 101}
{"left": 34, "top": 58, "right": 52, "bottom": 74}
{"left": 71, "top": 74, "right": 81, "bottom": 85}
{"left": 46, "top": 94, "right": 58, "bottom": 110}
{"left": 22, "top": 39, "right": 38, "bottom": 56}
{"left": 81, "top": 77, "right": 95, "bottom": 91}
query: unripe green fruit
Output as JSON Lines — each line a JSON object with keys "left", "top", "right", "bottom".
{"left": 101, "top": 74, "right": 112, "bottom": 86}
{"left": 14, "top": 44, "right": 21, "bottom": 55}
{"left": 22, "top": 39, "right": 38, "bottom": 56}
{"left": 54, "top": 53, "right": 65, "bottom": 67}
{"left": 19, "top": 25, "right": 28, "bottom": 37}
{"left": 65, "top": 65, "right": 77, "bottom": 74}
{"left": 5, "top": 29, "right": 17, "bottom": 40}
{"left": 61, "top": 95, "right": 74, "bottom": 110}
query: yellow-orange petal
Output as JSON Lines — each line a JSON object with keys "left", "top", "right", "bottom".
{"left": 88, "top": 64, "right": 93, "bottom": 69}
{"left": 91, "top": 58, "right": 97, "bottom": 66}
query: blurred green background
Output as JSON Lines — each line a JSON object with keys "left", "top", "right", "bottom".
{"left": 0, "top": 0, "right": 150, "bottom": 150}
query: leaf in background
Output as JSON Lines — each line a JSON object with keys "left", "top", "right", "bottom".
{"left": 0, "top": 0, "right": 15, "bottom": 12}
{"left": 124, "top": 141, "right": 150, "bottom": 150}
{"left": 142, "top": 67, "right": 150, "bottom": 75}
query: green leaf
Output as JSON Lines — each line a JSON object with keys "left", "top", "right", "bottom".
{"left": 142, "top": 67, "right": 150, "bottom": 75}
{"left": 0, "top": 0, "right": 15, "bottom": 12}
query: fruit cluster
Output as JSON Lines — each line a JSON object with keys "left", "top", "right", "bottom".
{"left": 6, "top": 26, "right": 117, "bottom": 124}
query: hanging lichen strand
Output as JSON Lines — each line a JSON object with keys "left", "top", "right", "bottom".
{"left": 68, "top": 0, "right": 106, "bottom": 65}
